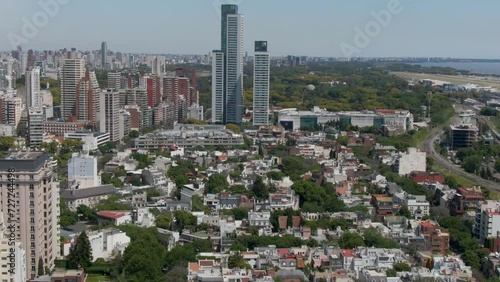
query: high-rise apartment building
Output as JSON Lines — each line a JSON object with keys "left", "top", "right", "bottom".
{"left": 28, "top": 108, "right": 45, "bottom": 148}
{"left": 99, "top": 89, "right": 120, "bottom": 142}
{"left": 76, "top": 71, "right": 101, "bottom": 126}
{"left": 211, "top": 51, "right": 224, "bottom": 124}
{"left": 101, "top": 42, "right": 107, "bottom": 69}
{"left": 107, "top": 72, "right": 121, "bottom": 90}
{"left": 0, "top": 151, "right": 60, "bottom": 280}
{"left": 118, "top": 110, "right": 131, "bottom": 140}
{"left": 2, "top": 96, "right": 23, "bottom": 127}
{"left": 224, "top": 13, "right": 244, "bottom": 124}
{"left": 253, "top": 41, "right": 270, "bottom": 126}
{"left": 67, "top": 151, "right": 100, "bottom": 189}
{"left": 26, "top": 67, "right": 41, "bottom": 108}
{"left": 0, "top": 209, "right": 27, "bottom": 282}
{"left": 212, "top": 5, "right": 244, "bottom": 124}
{"left": 61, "top": 58, "right": 85, "bottom": 119}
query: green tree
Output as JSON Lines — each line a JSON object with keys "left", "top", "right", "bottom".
{"left": 67, "top": 231, "right": 92, "bottom": 269}
{"left": 461, "top": 250, "right": 480, "bottom": 269}
{"left": 228, "top": 253, "right": 251, "bottom": 269}
{"left": 205, "top": 173, "right": 228, "bottom": 194}
{"left": 363, "top": 228, "right": 400, "bottom": 248}
{"left": 185, "top": 118, "right": 208, "bottom": 125}
{"left": 393, "top": 262, "right": 411, "bottom": 272}
{"left": 252, "top": 176, "right": 269, "bottom": 200}
{"left": 165, "top": 266, "right": 188, "bottom": 282}
{"left": 76, "top": 205, "right": 97, "bottom": 221}
{"left": 226, "top": 123, "right": 241, "bottom": 134}
{"left": 462, "top": 155, "right": 483, "bottom": 174}
{"left": 156, "top": 213, "right": 173, "bottom": 230}
{"left": 338, "top": 232, "right": 365, "bottom": 249}
{"left": 37, "top": 257, "right": 44, "bottom": 277}
{"left": 122, "top": 232, "right": 166, "bottom": 281}
{"left": 174, "top": 210, "right": 197, "bottom": 232}
{"left": 129, "top": 130, "right": 140, "bottom": 138}
{"left": 396, "top": 206, "right": 412, "bottom": 218}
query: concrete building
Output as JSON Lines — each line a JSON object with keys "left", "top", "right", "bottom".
{"left": 107, "top": 72, "right": 121, "bottom": 89}
{"left": 101, "top": 42, "right": 107, "bottom": 70}
{"left": 28, "top": 108, "right": 44, "bottom": 148}
{"left": 450, "top": 124, "right": 479, "bottom": 150}
{"left": 0, "top": 210, "right": 27, "bottom": 282}
{"left": 211, "top": 50, "right": 225, "bottom": 124}
{"left": 99, "top": 89, "right": 120, "bottom": 142}
{"left": 395, "top": 148, "right": 426, "bottom": 176}
{"left": 248, "top": 210, "right": 271, "bottom": 228}
{"left": 62, "top": 229, "right": 129, "bottom": 262}
{"left": 0, "top": 152, "right": 60, "bottom": 279}
{"left": 118, "top": 110, "right": 131, "bottom": 141}
{"left": 253, "top": 41, "right": 270, "bottom": 126}
{"left": 278, "top": 107, "right": 414, "bottom": 132}
{"left": 61, "top": 184, "right": 115, "bottom": 212}
{"left": 473, "top": 200, "right": 500, "bottom": 244}
{"left": 134, "top": 125, "right": 244, "bottom": 150}
{"left": 43, "top": 120, "right": 91, "bottom": 136}
{"left": 67, "top": 150, "right": 100, "bottom": 188}
{"left": 224, "top": 13, "right": 244, "bottom": 124}
{"left": 2, "top": 96, "right": 23, "bottom": 127}
{"left": 60, "top": 58, "right": 85, "bottom": 119}
{"left": 187, "top": 103, "right": 204, "bottom": 121}
{"left": 64, "top": 131, "right": 110, "bottom": 151}
{"left": 75, "top": 71, "right": 100, "bottom": 126}
{"left": 25, "top": 67, "right": 41, "bottom": 108}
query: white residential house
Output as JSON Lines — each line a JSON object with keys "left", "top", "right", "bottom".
{"left": 248, "top": 211, "right": 272, "bottom": 228}
{"left": 396, "top": 147, "right": 426, "bottom": 176}
{"left": 63, "top": 229, "right": 130, "bottom": 261}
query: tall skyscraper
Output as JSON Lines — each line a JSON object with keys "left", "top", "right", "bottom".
{"left": 76, "top": 71, "right": 101, "bottom": 126}
{"left": 61, "top": 58, "right": 85, "bottom": 119}
{"left": 212, "top": 5, "right": 244, "bottom": 124}
{"left": 211, "top": 51, "right": 224, "bottom": 124}
{"left": 253, "top": 41, "right": 270, "bottom": 126}
{"left": 101, "top": 42, "right": 107, "bottom": 69}
{"left": 100, "top": 89, "right": 120, "bottom": 142}
{"left": 224, "top": 13, "right": 244, "bottom": 124}
{"left": 0, "top": 152, "right": 59, "bottom": 280}
{"left": 26, "top": 67, "right": 41, "bottom": 108}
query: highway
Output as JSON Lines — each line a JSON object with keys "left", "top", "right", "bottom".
{"left": 420, "top": 105, "right": 500, "bottom": 191}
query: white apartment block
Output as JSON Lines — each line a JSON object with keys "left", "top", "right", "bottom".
{"left": 0, "top": 211, "right": 27, "bottom": 282}
{"left": 396, "top": 147, "right": 426, "bottom": 176}
{"left": 99, "top": 89, "right": 120, "bottom": 142}
{"left": 28, "top": 108, "right": 45, "bottom": 148}
{"left": 61, "top": 58, "right": 85, "bottom": 119}
{"left": 25, "top": 67, "right": 41, "bottom": 108}
{"left": 64, "top": 131, "right": 110, "bottom": 151}
{"left": 473, "top": 201, "right": 500, "bottom": 244}
{"left": 63, "top": 229, "right": 130, "bottom": 262}
{"left": 248, "top": 210, "right": 271, "bottom": 228}
{"left": 67, "top": 151, "right": 100, "bottom": 188}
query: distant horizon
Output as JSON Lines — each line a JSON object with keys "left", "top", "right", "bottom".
{"left": 2, "top": 1, "right": 500, "bottom": 58}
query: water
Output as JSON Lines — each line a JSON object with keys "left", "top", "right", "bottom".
{"left": 409, "top": 62, "right": 500, "bottom": 76}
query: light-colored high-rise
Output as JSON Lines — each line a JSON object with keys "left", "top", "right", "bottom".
{"left": 107, "top": 72, "right": 121, "bottom": 89}
{"left": 26, "top": 67, "right": 41, "bottom": 108}
{"left": 99, "top": 89, "right": 120, "bottom": 142}
{"left": 28, "top": 108, "right": 45, "bottom": 148}
{"left": 253, "top": 41, "right": 270, "bottom": 126}
{"left": 211, "top": 51, "right": 225, "bottom": 123}
{"left": 68, "top": 151, "right": 100, "bottom": 189}
{"left": 0, "top": 152, "right": 60, "bottom": 280}
{"left": 2, "top": 96, "right": 23, "bottom": 126}
{"left": 61, "top": 58, "right": 85, "bottom": 119}
{"left": 224, "top": 14, "right": 244, "bottom": 124}
{"left": 0, "top": 209, "right": 27, "bottom": 282}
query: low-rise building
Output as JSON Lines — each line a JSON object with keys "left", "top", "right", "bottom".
{"left": 64, "top": 130, "right": 110, "bottom": 151}
{"left": 248, "top": 210, "right": 272, "bottom": 228}
{"left": 61, "top": 184, "right": 116, "bottom": 212}
{"left": 97, "top": 211, "right": 132, "bottom": 226}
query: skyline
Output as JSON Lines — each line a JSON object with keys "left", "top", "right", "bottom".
{"left": 2, "top": 0, "right": 500, "bottom": 58}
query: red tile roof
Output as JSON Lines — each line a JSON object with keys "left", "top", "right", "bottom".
{"left": 97, "top": 211, "right": 126, "bottom": 219}
{"left": 410, "top": 172, "right": 445, "bottom": 184}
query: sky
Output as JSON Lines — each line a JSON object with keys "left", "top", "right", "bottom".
{"left": 1, "top": 0, "right": 500, "bottom": 58}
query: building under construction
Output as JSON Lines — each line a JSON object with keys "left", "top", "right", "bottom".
{"left": 450, "top": 124, "right": 479, "bottom": 150}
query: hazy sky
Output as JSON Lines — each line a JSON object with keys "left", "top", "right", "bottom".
{"left": 1, "top": 0, "right": 500, "bottom": 58}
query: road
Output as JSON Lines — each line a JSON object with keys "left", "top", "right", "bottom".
{"left": 420, "top": 105, "right": 500, "bottom": 191}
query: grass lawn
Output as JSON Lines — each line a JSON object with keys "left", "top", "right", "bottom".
{"left": 490, "top": 116, "right": 500, "bottom": 132}
{"left": 432, "top": 163, "right": 475, "bottom": 187}
{"left": 86, "top": 275, "right": 110, "bottom": 282}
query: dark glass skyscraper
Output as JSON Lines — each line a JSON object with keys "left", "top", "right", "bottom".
{"left": 221, "top": 5, "right": 238, "bottom": 55}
